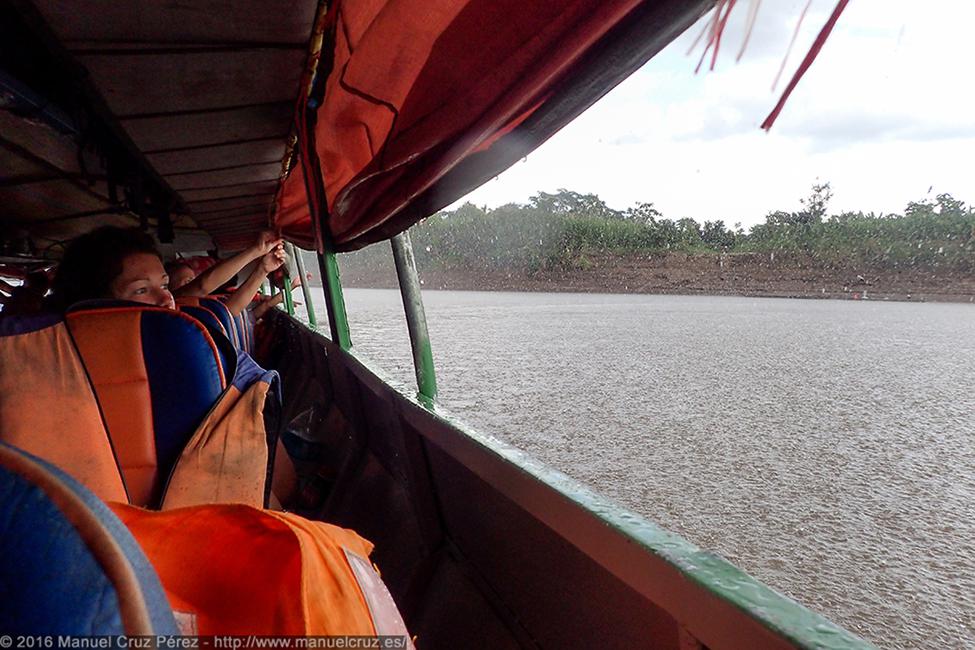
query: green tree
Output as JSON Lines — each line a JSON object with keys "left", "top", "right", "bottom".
{"left": 675, "top": 218, "right": 703, "bottom": 246}
{"left": 701, "top": 220, "right": 736, "bottom": 250}
{"left": 624, "top": 202, "right": 662, "bottom": 225}
{"left": 799, "top": 181, "right": 833, "bottom": 224}
{"left": 530, "top": 189, "right": 621, "bottom": 220}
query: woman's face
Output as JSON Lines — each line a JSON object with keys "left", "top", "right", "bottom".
{"left": 111, "top": 252, "right": 175, "bottom": 309}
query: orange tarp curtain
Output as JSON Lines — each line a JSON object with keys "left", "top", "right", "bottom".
{"left": 274, "top": 0, "right": 649, "bottom": 250}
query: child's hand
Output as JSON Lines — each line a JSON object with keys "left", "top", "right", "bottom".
{"left": 260, "top": 246, "right": 286, "bottom": 273}
{"left": 253, "top": 231, "right": 284, "bottom": 257}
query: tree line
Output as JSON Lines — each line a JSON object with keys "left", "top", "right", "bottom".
{"left": 343, "top": 185, "right": 975, "bottom": 274}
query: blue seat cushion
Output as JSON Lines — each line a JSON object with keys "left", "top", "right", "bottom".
{"left": 199, "top": 298, "right": 240, "bottom": 349}
{"left": 177, "top": 305, "right": 237, "bottom": 377}
{"left": 0, "top": 443, "right": 177, "bottom": 634}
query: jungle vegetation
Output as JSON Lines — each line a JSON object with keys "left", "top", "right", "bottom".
{"left": 344, "top": 184, "right": 975, "bottom": 274}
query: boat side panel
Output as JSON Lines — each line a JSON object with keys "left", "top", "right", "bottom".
{"left": 261, "top": 315, "right": 689, "bottom": 649}
{"left": 422, "top": 438, "right": 681, "bottom": 649}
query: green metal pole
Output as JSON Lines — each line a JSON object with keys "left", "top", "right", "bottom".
{"left": 281, "top": 243, "right": 296, "bottom": 317}
{"left": 269, "top": 282, "right": 279, "bottom": 310}
{"left": 282, "top": 271, "right": 295, "bottom": 316}
{"left": 316, "top": 232, "right": 351, "bottom": 349}
{"left": 302, "top": 40, "right": 349, "bottom": 349}
{"left": 390, "top": 231, "right": 437, "bottom": 404}
{"left": 291, "top": 245, "right": 318, "bottom": 328}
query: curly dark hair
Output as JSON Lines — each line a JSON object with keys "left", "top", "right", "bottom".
{"left": 50, "top": 226, "right": 161, "bottom": 310}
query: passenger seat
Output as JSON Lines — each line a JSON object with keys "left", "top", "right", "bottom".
{"left": 65, "top": 303, "right": 231, "bottom": 507}
{"left": 1, "top": 303, "right": 280, "bottom": 510}
{"left": 177, "top": 296, "right": 243, "bottom": 350}
{"left": 0, "top": 313, "right": 127, "bottom": 502}
{"left": 0, "top": 442, "right": 179, "bottom": 635}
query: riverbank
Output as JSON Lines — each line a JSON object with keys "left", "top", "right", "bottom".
{"left": 338, "top": 251, "right": 975, "bottom": 303}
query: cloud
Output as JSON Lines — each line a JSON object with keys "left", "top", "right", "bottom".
{"left": 607, "top": 133, "right": 646, "bottom": 146}
{"left": 677, "top": 0, "right": 839, "bottom": 67}
{"left": 456, "top": 1, "right": 975, "bottom": 228}
{"left": 778, "top": 110, "right": 975, "bottom": 151}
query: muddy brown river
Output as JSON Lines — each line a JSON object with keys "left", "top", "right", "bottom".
{"left": 300, "top": 290, "right": 975, "bottom": 649}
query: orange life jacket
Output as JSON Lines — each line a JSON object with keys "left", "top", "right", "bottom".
{"left": 111, "top": 503, "right": 413, "bottom": 640}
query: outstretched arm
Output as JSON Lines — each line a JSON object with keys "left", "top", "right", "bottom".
{"left": 250, "top": 293, "right": 283, "bottom": 320}
{"left": 175, "top": 231, "right": 282, "bottom": 298}
{"left": 250, "top": 276, "right": 301, "bottom": 320}
{"left": 224, "top": 247, "right": 286, "bottom": 316}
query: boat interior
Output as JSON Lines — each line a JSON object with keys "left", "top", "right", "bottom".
{"left": 0, "top": 1, "right": 872, "bottom": 647}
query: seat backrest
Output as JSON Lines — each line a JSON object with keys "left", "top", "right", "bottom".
{"left": 214, "top": 291, "right": 256, "bottom": 354}
{"left": 176, "top": 296, "right": 242, "bottom": 350}
{"left": 0, "top": 313, "right": 127, "bottom": 503}
{"left": 0, "top": 442, "right": 178, "bottom": 635}
{"left": 243, "top": 307, "right": 258, "bottom": 352}
{"left": 177, "top": 304, "right": 226, "bottom": 338}
{"left": 178, "top": 304, "right": 235, "bottom": 357}
{"left": 66, "top": 304, "right": 230, "bottom": 507}
{"left": 233, "top": 311, "right": 250, "bottom": 353}
{"left": 201, "top": 297, "right": 242, "bottom": 349}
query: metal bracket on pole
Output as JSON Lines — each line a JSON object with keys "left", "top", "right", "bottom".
{"left": 391, "top": 231, "right": 437, "bottom": 404}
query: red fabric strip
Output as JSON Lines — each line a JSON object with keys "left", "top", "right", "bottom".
{"left": 761, "top": 0, "right": 850, "bottom": 131}
{"left": 710, "top": 0, "right": 737, "bottom": 71}
{"left": 694, "top": 0, "right": 724, "bottom": 74}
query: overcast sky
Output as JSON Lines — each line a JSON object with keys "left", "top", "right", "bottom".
{"left": 456, "top": 1, "right": 975, "bottom": 229}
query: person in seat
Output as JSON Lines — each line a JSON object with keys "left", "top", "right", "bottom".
{"left": 50, "top": 227, "right": 285, "bottom": 312}
{"left": 49, "top": 225, "right": 298, "bottom": 506}
{"left": 164, "top": 261, "right": 197, "bottom": 291}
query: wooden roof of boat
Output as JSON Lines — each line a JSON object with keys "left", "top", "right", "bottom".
{"left": 1, "top": 0, "right": 714, "bottom": 259}
{"left": 1, "top": 0, "right": 318, "bottom": 255}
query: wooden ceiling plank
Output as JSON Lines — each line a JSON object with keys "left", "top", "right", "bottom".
{"left": 147, "top": 139, "right": 287, "bottom": 174}
{"left": 120, "top": 101, "right": 293, "bottom": 151}
{"left": 35, "top": 0, "right": 319, "bottom": 44}
{"left": 186, "top": 195, "right": 274, "bottom": 212}
{"left": 0, "top": 111, "right": 91, "bottom": 177}
{"left": 179, "top": 182, "right": 279, "bottom": 201}
{"left": 195, "top": 205, "right": 267, "bottom": 217}
{"left": 168, "top": 164, "right": 282, "bottom": 191}
{"left": 1, "top": 181, "right": 113, "bottom": 222}
{"left": 76, "top": 49, "right": 305, "bottom": 115}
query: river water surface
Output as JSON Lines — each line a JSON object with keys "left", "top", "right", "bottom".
{"left": 302, "top": 290, "right": 974, "bottom": 648}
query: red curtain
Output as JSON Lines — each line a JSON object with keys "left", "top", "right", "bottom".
{"left": 274, "top": 0, "right": 705, "bottom": 251}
